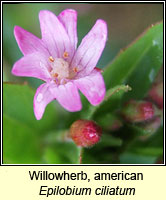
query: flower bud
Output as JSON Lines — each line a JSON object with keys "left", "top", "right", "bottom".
{"left": 148, "top": 82, "right": 163, "bottom": 109}
{"left": 69, "top": 119, "right": 102, "bottom": 147}
{"left": 121, "top": 100, "right": 157, "bottom": 123}
{"left": 143, "top": 116, "right": 161, "bottom": 133}
{"left": 139, "top": 116, "right": 161, "bottom": 141}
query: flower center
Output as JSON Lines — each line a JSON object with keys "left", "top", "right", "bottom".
{"left": 49, "top": 54, "right": 79, "bottom": 84}
{"left": 49, "top": 57, "right": 69, "bottom": 82}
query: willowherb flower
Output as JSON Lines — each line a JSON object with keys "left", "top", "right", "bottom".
{"left": 12, "top": 9, "right": 107, "bottom": 120}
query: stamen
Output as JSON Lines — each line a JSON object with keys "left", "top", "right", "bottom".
{"left": 60, "top": 79, "right": 67, "bottom": 85}
{"left": 49, "top": 58, "right": 69, "bottom": 83}
{"left": 63, "top": 52, "right": 69, "bottom": 59}
{"left": 53, "top": 73, "right": 59, "bottom": 78}
{"left": 73, "top": 67, "right": 78, "bottom": 73}
{"left": 49, "top": 56, "right": 54, "bottom": 62}
{"left": 94, "top": 67, "right": 103, "bottom": 73}
{"left": 54, "top": 79, "right": 59, "bottom": 84}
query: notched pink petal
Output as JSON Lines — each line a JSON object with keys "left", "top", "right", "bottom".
{"left": 71, "top": 19, "right": 107, "bottom": 76}
{"left": 49, "top": 82, "right": 82, "bottom": 112}
{"left": 12, "top": 52, "right": 51, "bottom": 81}
{"left": 74, "top": 70, "right": 106, "bottom": 105}
{"left": 39, "top": 10, "right": 71, "bottom": 58}
{"left": 33, "top": 83, "right": 55, "bottom": 120}
{"left": 14, "top": 26, "right": 49, "bottom": 56}
{"left": 58, "top": 9, "right": 78, "bottom": 53}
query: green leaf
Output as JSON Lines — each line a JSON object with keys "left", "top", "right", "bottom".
{"left": 42, "top": 142, "right": 81, "bottom": 164}
{"left": 3, "top": 83, "right": 57, "bottom": 133}
{"left": 3, "top": 83, "right": 82, "bottom": 164}
{"left": 96, "top": 113, "right": 123, "bottom": 132}
{"left": 84, "top": 84, "right": 131, "bottom": 119}
{"left": 103, "top": 22, "right": 163, "bottom": 96}
{"left": 3, "top": 114, "right": 42, "bottom": 164}
{"left": 128, "top": 125, "right": 163, "bottom": 148}
{"left": 119, "top": 153, "right": 157, "bottom": 164}
{"left": 127, "top": 123, "right": 159, "bottom": 136}
{"left": 131, "top": 147, "right": 163, "bottom": 157}
{"left": 100, "top": 134, "right": 123, "bottom": 147}
{"left": 122, "top": 125, "right": 163, "bottom": 158}
{"left": 82, "top": 133, "right": 122, "bottom": 164}
{"left": 3, "top": 71, "right": 8, "bottom": 82}
{"left": 41, "top": 130, "right": 81, "bottom": 164}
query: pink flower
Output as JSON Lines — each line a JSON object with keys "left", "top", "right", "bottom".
{"left": 12, "top": 9, "right": 107, "bottom": 120}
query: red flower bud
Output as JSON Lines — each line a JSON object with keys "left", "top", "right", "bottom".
{"left": 121, "top": 100, "right": 157, "bottom": 123}
{"left": 149, "top": 82, "right": 163, "bottom": 109}
{"left": 69, "top": 119, "right": 102, "bottom": 147}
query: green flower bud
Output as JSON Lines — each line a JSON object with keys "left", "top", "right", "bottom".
{"left": 149, "top": 82, "right": 163, "bottom": 109}
{"left": 121, "top": 100, "right": 157, "bottom": 123}
{"left": 139, "top": 116, "right": 161, "bottom": 141}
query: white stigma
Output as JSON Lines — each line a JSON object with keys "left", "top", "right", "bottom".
{"left": 50, "top": 58, "right": 69, "bottom": 80}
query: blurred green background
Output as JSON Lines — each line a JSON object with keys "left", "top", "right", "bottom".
{"left": 3, "top": 3, "right": 163, "bottom": 164}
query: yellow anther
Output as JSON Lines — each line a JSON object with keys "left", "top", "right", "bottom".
{"left": 53, "top": 73, "right": 59, "bottom": 78}
{"left": 73, "top": 67, "right": 78, "bottom": 73}
{"left": 62, "top": 79, "right": 67, "bottom": 85}
{"left": 49, "top": 56, "right": 54, "bottom": 62}
{"left": 63, "top": 51, "right": 69, "bottom": 59}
